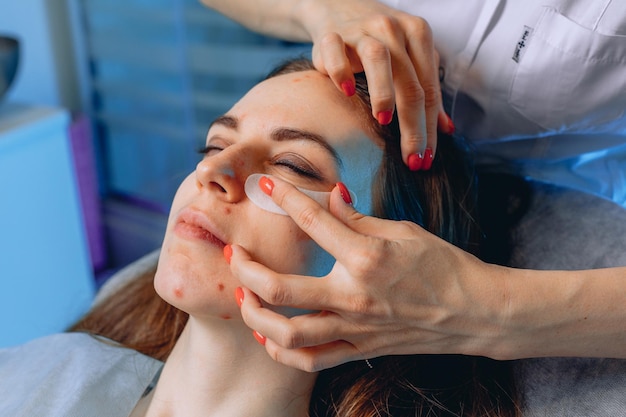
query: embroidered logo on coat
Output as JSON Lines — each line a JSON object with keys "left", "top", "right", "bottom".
{"left": 512, "top": 26, "right": 534, "bottom": 63}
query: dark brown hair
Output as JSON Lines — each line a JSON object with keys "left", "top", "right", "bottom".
{"left": 72, "top": 58, "right": 519, "bottom": 416}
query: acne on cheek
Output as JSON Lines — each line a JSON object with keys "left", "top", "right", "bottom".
{"left": 217, "top": 283, "right": 225, "bottom": 291}
{"left": 173, "top": 287, "right": 184, "bottom": 298}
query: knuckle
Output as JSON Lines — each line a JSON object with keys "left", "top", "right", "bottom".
{"left": 348, "top": 293, "right": 378, "bottom": 316}
{"left": 324, "top": 60, "right": 346, "bottom": 78}
{"left": 278, "top": 325, "right": 306, "bottom": 349}
{"left": 345, "top": 239, "right": 389, "bottom": 281}
{"left": 319, "top": 31, "right": 342, "bottom": 47}
{"left": 370, "top": 14, "right": 401, "bottom": 37}
{"left": 405, "top": 18, "right": 433, "bottom": 42}
{"left": 399, "top": 80, "right": 425, "bottom": 107}
{"left": 403, "top": 134, "right": 423, "bottom": 148}
{"left": 360, "top": 38, "right": 390, "bottom": 64}
{"left": 421, "top": 82, "right": 441, "bottom": 109}
{"left": 371, "top": 89, "right": 395, "bottom": 107}
{"left": 262, "top": 280, "right": 291, "bottom": 306}
{"left": 293, "top": 204, "right": 323, "bottom": 233}
{"left": 397, "top": 219, "right": 422, "bottom": 234}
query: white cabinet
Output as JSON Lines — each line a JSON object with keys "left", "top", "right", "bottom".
{"left": 0, "top": 102, "right": 94, "bottom": 348}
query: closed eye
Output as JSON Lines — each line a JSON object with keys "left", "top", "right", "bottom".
{"left": 273, "top": 158, "right": 324, "bottom": 181}
{"left": 198, "top": 145, "right": 223, "bottom": 157}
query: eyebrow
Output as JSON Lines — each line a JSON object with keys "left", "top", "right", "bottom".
{"left": 209, "top": 114, "right": 342, "bottom": 168}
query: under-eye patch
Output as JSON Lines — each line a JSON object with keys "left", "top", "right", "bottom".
{"left": 244, "top": 173, "right": 356, "bottom": 215}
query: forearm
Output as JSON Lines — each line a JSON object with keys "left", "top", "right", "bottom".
{"left": 199, "top": 0, "right": 313, "bottom": 41}
{"left": 490, "top": 265, "right": 626, "bottom": 359}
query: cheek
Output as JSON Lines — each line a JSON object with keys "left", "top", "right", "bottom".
{"left": 154, "top": 238, "right": 236, "bottom": 317}
{"left": 245, "top": 217, "right": 332, "bottom": 276}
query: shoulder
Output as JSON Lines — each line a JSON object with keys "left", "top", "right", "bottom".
{"left": 0, "top": 333, "right": 162, "bottom": 417}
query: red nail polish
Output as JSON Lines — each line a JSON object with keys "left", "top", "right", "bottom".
{"left": 422, "top": 148, "right": 434, "bottom": 171}
{"left": 259, "top": 176, "right": 274, "bottom": 196}
{"left": 408, "top": 153, "right": 423, "bottom": 171}
{"left": 340, "top": 80, "right": 355, "bottom": 97}
{"left": 447, "top": 116, "right": 456, "bottom": 135}
{"left": 235, "top": 287, "right": 244, "bottom": 307}
{"left": 223, "top": 244, "right": 232, "bottom": 264}
{"left": 253, "top": 330, "right": 266, "bottom": 346}
{"left": 336, "top": 182, "right": 353, "bottom": 205}
{"left": 376, "top": 110, "right": 393, "bottom": 125}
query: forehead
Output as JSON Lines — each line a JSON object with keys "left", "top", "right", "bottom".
{"left": 230, "top": 71, "right": 371, "bottom": 142}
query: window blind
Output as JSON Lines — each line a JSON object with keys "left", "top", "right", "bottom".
{"left": 81, "top": 0, "right": 310, "bottom": 210}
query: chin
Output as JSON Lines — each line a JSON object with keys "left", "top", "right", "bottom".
{"left": 154, "top": 245, "right": 236, "bottom": 319}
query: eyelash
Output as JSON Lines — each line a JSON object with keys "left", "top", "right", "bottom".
{"left": 198, "top": 145, "right": 222, "bottom": 156}
{"left": 197, "top": 146, "right": 323, "bottom": 180}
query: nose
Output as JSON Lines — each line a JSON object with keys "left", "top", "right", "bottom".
{"left": 195, "top": 148, "right": 246, "bottom": 203}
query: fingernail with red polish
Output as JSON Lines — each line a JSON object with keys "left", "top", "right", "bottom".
{"left": 235, "top": 287, "right": 244, "bottom": 307}
{"left": 408, "top": 153, "right": 423, "bottom": 171}
{"left": 422, "top": 148, "right": 434, "bottom": 171}
{"left": 336, "top": 182, "right": 353, "bottom": 205}
{"left": 259, "top": 176, "right": 274, "bottom": 196}
{"left": 253, "top": 330, "right": 266, "bottom": 346}
{"left": 376, "top": 110, "right": 393, "bottom": 125}
{"left": 340, "top": 80, "right": 355, "bottom": 97}
{"left": 223, "top": 244, "right": 232, "bottom": 264}
{"left": 447, "top": 115, "right": 456, "bottom": 135}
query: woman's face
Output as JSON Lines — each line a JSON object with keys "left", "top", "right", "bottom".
{"left": 155, "top": 70, "right": 382, "bottom": 320}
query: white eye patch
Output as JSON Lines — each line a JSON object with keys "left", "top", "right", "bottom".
{"left": 244, "top": 173, "right": 356, "bottom": 215}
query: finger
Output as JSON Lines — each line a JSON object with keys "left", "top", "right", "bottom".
{"left": 353, "top": 35, "right": 395, "bottom": 124}
{"left": 230, "top": 244, "right": 340, "bottom": 311}
{"left": 403, "top": 19, "right": 440, "bottom": 159}
{"left": 313, "top": 32, "right": 357, "bottom": 97}
{"left": 434, "top": 48, "right": 455, "bottom": 142}
{"left": 265, "top": 338, "right": 362, "bottom": 372}
{"left": 356, "top": 16, "right": 428, "bottom": 164}
{"left": 241, "top": 296, "right": 360, "bottom": 350}
{"left": 391, "top": 66, "right": 426, "bottom": 164}
{"left": 265, "top": 176, "right": 372, "bottom": 262}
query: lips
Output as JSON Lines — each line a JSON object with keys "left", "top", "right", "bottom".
{"left": 174, "top": 208, "right": 227, "bottom": 248}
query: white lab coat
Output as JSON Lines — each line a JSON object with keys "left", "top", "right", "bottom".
{"left": 384, "top": 0, "right": 626, "bottom": 204}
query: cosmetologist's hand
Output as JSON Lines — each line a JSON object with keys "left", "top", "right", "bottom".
{"left": 300, "top": 0, "right": 455, "bottom": 167}
{"left": 227, "top": 176, "right": 508, "bottom": 372}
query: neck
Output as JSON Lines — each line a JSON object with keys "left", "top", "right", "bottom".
{"left": 142, "top": 317, "right": 317, "bottom": 417}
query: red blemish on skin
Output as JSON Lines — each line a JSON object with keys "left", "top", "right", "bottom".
{"left": 218, "top": 283, "right": 225, "bottom": 291}
{"left": 221, "top": 315, "right": 231, "bottom": 320}
{"left": 174, "top": 288, "right": 184, "bottom": 298}
{"left": 224, "top": 207, "right": 231, "bottom": 215}
{"left": 292, "top": 74, "right": 315, "bottom": 83}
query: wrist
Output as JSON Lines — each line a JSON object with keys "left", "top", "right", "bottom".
{"left": 293, "top": 0, "right": 329, "bottom": 42}
{"left": 484, "top": 268, "right": 609, "bottom": 360}
{"left": 456, "top": 261, "right": 519, "bottom": 360}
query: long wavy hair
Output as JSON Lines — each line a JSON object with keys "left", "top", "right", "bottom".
{"left": 71, "top": 58, "right": 520, "bottom": 417}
